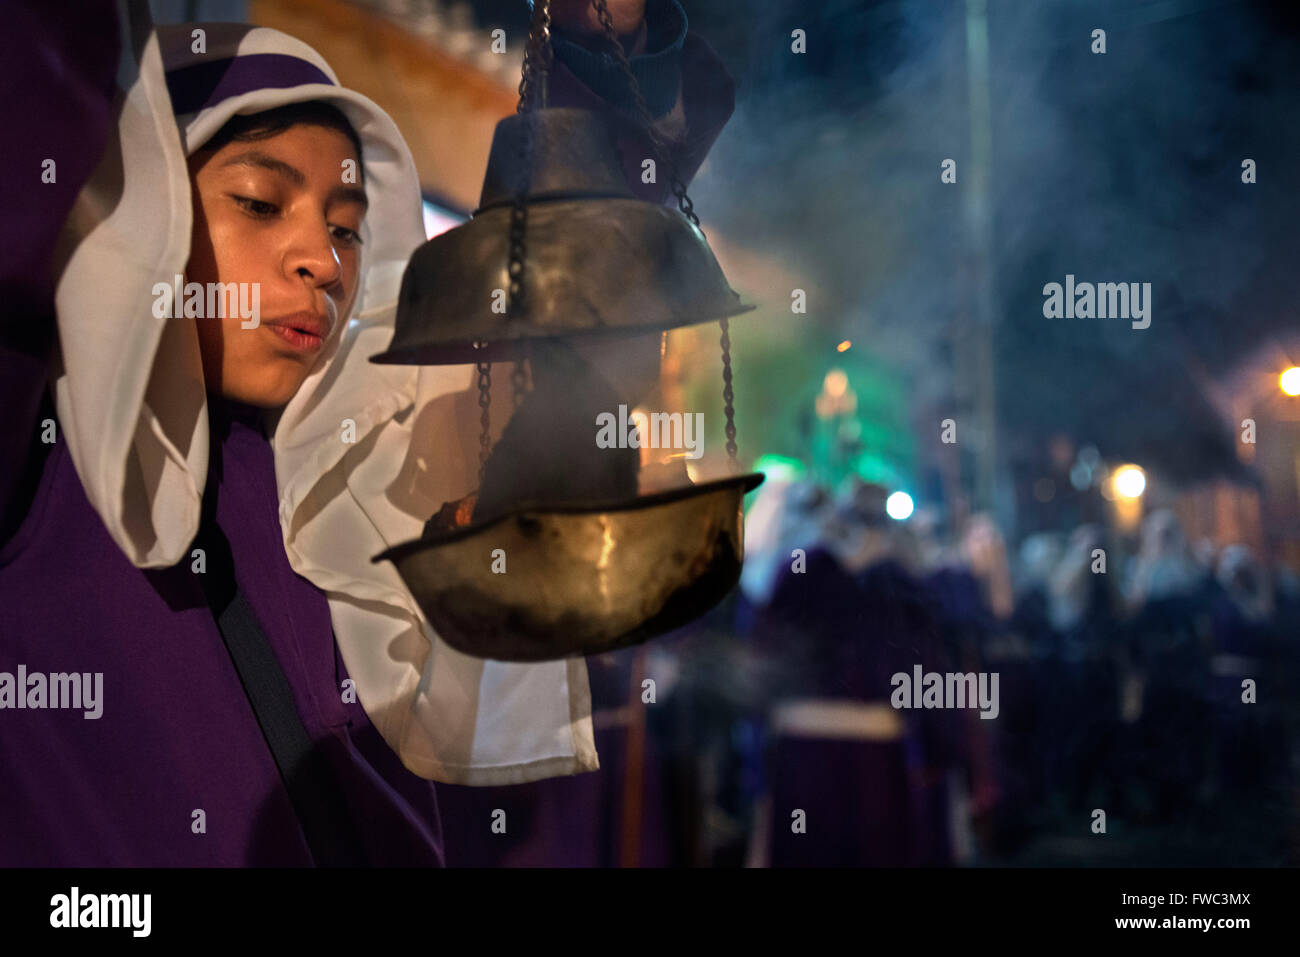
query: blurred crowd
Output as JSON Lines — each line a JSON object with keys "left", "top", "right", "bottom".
{"left": 436, "top": 477, "right": 1300, "bottom": 866}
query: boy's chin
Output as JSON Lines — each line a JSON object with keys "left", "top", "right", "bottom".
{"left": 217, "top": 371, "right": 305, "bottom": 410}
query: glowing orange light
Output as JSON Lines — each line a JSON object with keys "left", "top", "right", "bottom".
{"left": 1112, "top": 465, "right": 1146, "bottom": 499}
{"left": 836, "top": 340, "right": 852, "bottom": 352}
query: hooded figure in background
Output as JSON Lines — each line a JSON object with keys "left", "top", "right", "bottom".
{"left": 1126, "top": 508, "right": 1205, "bottom": 610}
{"left": 0, "top": 0, "right": 735, "bottom": 865}
{"left": 738, "top": 477, "right": 833, "bottom": 609}
{"left": 1214, "top": 544, "right": 1274, "bottom": 628}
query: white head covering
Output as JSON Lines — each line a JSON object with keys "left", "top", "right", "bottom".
{"left": 1128, "top": 508, "right": 1202, "bottom": 606}
{"left": 739, "top": 478, "right": 831, "bottom": 606}
{"left": 1216, "top": 544, "right": 1273, "bottom": 623}
{"left": 50, "top": 13, "right": 596, "bottom": 785}
{"left": 1048, "top": 524, "right": 1103, "bottom": 632}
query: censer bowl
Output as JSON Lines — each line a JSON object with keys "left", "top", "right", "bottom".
{"left": 374, "top": 473, "right": 764, "bottom": 662}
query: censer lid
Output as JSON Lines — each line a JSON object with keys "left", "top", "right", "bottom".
{"left": 475, "top": 108, "right": 636, "bottom": 209}
{"left": 370, "top": 108, "right": 754, "bottom": 366}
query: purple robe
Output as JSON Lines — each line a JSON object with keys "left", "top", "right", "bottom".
{"left": 0, "top": 394, "right": 445, "bottom": 865}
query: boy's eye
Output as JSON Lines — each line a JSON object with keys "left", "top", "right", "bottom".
{"left": 233, "top": 195, "right": 278, "bottom": 216}
{"left": 331, "top": 225, "right": 363, "bottom": 246}
{"left": 230, "top": 194, "right": 363, "bottom": 246}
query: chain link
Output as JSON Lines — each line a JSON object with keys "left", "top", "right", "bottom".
{"left": 476, "top": 358, "right": 492, "bottom": 484}
{"left": 511, "top": 359, "right": 530, "bottom": 408}
{"left": 509, "top": 2, "right": 552, "bottom": 317}
{"left": 507, "top": 168, "right": 530, "bottom": 311}
{"left": 516, "top": 0, "right": 553, "bottom": 113}
{"left": 719, "top": 318, "right": 738, "bottom": 465}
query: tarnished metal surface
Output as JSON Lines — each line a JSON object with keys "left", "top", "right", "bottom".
{"left": 374, "top": 473, "right": 764, "bottom": 661}
{"left": 370, "top": 109, "right": 754, "bottom": 367}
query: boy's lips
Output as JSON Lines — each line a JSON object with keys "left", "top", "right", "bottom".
{"left": 265, "top": 311, "right": 329, "bottom": 352}
{"left": 266, "top": 311, "right": 329, "bottom": 338}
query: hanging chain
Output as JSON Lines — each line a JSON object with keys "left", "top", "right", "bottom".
{"left": 516, "top": 0, "right": 553, "bottom": 113}
{"left": 719, "top": 318, "right": 738, "bottom": 465}
{"left": 591, "top": 0, "right": 736, "bottom": 464}
{"left": 475, "top": 354, "right": 493, "bottom": 485}
{"left": 509, "top": 0, "right": 552, "bottom": 314}
{"left": 511, "top": 360, "right": 529, "bottom": 408}
{"left": 496, "top": 0, "right": 552, "bottom": 430}
{"left": 472, "top": 0, "right": 553, "bottom": 484}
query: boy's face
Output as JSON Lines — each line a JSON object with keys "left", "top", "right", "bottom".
{"left": 185, "top": 123, "right": 367, "bottom": 408}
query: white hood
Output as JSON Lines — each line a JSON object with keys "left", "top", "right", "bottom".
{"left": 50, "top": 13, "right": 596, "bottom": 785}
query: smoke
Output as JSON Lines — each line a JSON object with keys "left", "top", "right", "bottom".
{"left": 685, "top": 0, "right": 1300, "bottom": 481}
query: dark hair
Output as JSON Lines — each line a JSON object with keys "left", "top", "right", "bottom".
{"left": 200, "top": 101, "right": 365, "bottom": 182}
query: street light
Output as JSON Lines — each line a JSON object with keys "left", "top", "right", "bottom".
{"left": 1113, "top": 464, "right": 1146, "bottom": 499}
{"left": 1281, "top": 366, "right": 1300, "bottom": 397}
{"left": 886, "top": 491, "right": 914, "bottom": 520}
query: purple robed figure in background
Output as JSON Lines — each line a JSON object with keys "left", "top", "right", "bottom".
{"left": 751, "top": 546, "right": 959, "bottom": 867}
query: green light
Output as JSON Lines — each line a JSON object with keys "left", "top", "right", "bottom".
{"left": 751, "top": 454, "right": 806, "bottom": 484}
